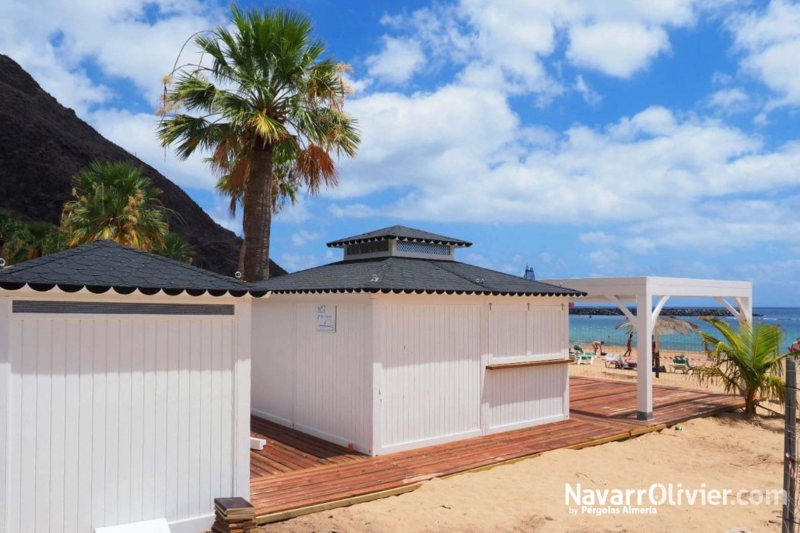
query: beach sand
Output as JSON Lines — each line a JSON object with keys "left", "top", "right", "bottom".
{"left": 260, "top": 412, "right": 783, "bottom": 533}
{"left": 569, "top": 347, "right": 730, "bottom": 393}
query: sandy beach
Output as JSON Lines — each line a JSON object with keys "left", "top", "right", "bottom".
{"left": 261, "top": 412, "right": 783, "bottom": 533}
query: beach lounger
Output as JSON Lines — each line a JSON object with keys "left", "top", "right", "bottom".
{"left": 603, "top": 354, "right": 622, "bottom": 368}
{"left": 575, "top": 353, "right": 595, "bottom": 365}
{"left": 670, "top": 355, "right": 693, "bottom": 374}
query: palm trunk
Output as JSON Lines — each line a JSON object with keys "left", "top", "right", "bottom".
{"left": 238, "top": 194, "right": 248, "bottom": 275}
{"left": 242, "top": 142, "right": 274, "bottom": 282}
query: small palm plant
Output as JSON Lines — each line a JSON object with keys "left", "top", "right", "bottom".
{"left": 154, "top": 233, "right": 194, "bottom": 264}
{"left": 696, "top": 317, "right": 790, "bottom": 414}
{"left": 0, "top": 210, "right": 25, "bottom": 262}
{"left": 19, "top": 222, "right": 61, "bottom": 260}
{"left": 61, "top": 161, "right": 170, "bottom": 252}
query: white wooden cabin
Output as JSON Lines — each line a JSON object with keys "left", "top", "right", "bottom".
{"left": 251, "top": 226, "right": 583, "bottom": 455}
{"left": 0, "top": 241, "right": 256, "bottom": 533}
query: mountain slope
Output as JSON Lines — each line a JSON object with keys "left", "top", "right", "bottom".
{"left": 0, "top": 54, "right": 286, "bottom": 278}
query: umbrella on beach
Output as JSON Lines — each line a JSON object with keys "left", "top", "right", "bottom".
{"left": 615, "top": 316, "right": 700, "bottom": 352}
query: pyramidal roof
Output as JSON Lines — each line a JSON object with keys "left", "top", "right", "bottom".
{"left": 0, "top": 240, "right": 256, "bottom": 297}
{"left": 327, "top": 225, "right": 472, "bottom": 248}
{"left": 255, "top": 255, "right": 584, "bottom": 297}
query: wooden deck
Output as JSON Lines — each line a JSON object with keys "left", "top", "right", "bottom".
{"left": 250, "top": 377, "right": 742, "bottom": 523}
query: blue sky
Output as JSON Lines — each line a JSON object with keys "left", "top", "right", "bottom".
{"left": 2, "top": 0, "right": 800, "bottom": 305}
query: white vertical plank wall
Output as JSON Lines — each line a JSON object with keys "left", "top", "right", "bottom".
{"left": 0, "top": 296, "right": 10, "bottom": 533}
{"left": 250, "top": 301, "right": 297, "bottom": 427}
{"left": 250, "top": 297, "right": 372, "bottom": 454}
{"left": 376, "top": 300, "right": 482, "bottom": 454}
{"left": 2, "top": 299, "right": 246, "bottom": 533}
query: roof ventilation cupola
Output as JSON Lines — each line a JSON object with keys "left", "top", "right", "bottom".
{"left": 327, "top": 225, "right": 472, "bottom": 262}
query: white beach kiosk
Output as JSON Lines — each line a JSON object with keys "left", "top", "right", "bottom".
{"left": 250, "top": 226, "right": 584, "bottom": 455}
{"left": 0, "top": 241, "right": 259, "bottom": 533}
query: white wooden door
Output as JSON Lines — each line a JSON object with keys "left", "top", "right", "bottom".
{"left": 5, "top": 311, "right": 238, "bottom": 533}
{"left": 485, "top": 303, "right": 569, "bottom": 433}
{"left": 377, "top": 303, "right": 482, "bottom": 454}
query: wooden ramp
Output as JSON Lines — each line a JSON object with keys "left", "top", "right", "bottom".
{"left": 250, "top": 377, "right": 742, "bottom": 523}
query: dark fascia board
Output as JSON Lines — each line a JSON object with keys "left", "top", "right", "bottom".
{"left": 0, "top": 281, "right": 265, "bottom": 298}
{"left": 327, "top": 236, "right": 472, "bottom": 248}
{"left": 265, "top": 287, "right": 587, "bottom": 297}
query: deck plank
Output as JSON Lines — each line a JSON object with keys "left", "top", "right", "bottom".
{"left": 250, "top": 377, "right": 743, "bottom": 521}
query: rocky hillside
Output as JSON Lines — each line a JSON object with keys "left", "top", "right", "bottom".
{"left": 0, "top": 54, "right": 285, "bottom": 278}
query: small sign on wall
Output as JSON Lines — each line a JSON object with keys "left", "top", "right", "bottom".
{"left": 316, "top": 305, "right": 336, "bottom": 332}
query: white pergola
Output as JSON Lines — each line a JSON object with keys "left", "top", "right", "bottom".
{"left": 541, "top": 277, "right": 753, "bottom": 421}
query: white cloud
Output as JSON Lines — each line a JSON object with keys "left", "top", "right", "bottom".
{"left": 366, "top": 37, "right": 426, "bottom": 84}
{"left": 291, "top": 230, "right": 321, "bottom": 247}
{"left": 567, "top": 23, "right": 670, "bottom": 78}
{"left": 89, "top": 108, "right": 216, "bottom": 190}
{"left": 331, "top": 95, "right": 800, "bottom": 252}
{"left": 575, "top": 75, "right": 602, "bottom": 105}
{"left": 708, "top": 87, "right": 750, "bottom": 112}
{"left": 728, "top": 0, "right": 800, "bottom": 109}
{"left": 587, "top": 248, "right": 620, "bottom": 275}
{"left": 280, "top": 253, "right": 320, "bottom": 272}
{"left": 0, "top": 0, "right": 223, "bottom": 114}
{"left": 376, "top": 0, "right": 704, "bottom": 95}
{"left": 579, "top": 232, "right": 616, "bottom": 246}
{"left": 274, "top": 196, "right": 313, "bottom": 224}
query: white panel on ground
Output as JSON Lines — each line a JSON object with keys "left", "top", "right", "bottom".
{"left": 95, "top": 518, "right": 170, "bottom": 533}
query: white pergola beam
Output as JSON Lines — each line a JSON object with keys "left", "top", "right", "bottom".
{"left": 652, "top": 295, "right": 670, "bottom": 323}
{"left": 605, "top": 295, "right": 636, "bottom": 325}
{"left": 714, "top": 297, "right": 741, "bottom": 321}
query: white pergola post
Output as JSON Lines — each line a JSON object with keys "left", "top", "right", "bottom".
{"left": 636, "top": 289, "right": 654, "bottom": 420}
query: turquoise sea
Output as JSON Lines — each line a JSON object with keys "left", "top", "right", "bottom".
{"left": 569, "top": 307, "right": 800, "bottom": 353}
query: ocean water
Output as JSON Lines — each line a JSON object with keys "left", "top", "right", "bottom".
{"left": 570, "top": 307, "right": 800, "bottom": 353}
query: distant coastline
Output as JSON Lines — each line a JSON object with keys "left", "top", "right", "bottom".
{"left": 570, "top": 307, "right": 762, "bottom": 318}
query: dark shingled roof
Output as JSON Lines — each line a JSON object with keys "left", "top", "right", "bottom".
{"left": 327, "top": 225, "right": 472, "bottom": 248}
{"left": 254, "top": 256, "right": 584, "bottom": 297}
{"left": 0, "top": 240, "right": 258, "bottom": 297}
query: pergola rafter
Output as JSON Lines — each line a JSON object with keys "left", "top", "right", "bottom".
{"left": 542, "top": 276, "right": 753, "bottom": 420}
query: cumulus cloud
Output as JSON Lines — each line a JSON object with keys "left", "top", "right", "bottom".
{"left": 366, "top": 37, "right": 426, "bottom": 84}
{"left": 90, "top": 108, "right": 217, "bottom": 190}
{"left": 291, "top": 230, "right": 322, "bottom": 247}
{"left": 708, "top": 87, "right": 750, "bottom": 112}
{"left": 567, "top": 23, "right": 670, "bottom": 78}
{"left": 330, "top": 96, "right": 800, "bottom": 251}
{"left": 575, "top": 75, "right": 602, "bottom": 105}
{"left": 728, "top": 0, "right": 800, "bottom": 109}
{"left": 375, "top": 0, "right": 704, "bottom": 95}
{"left": 0, "top": 0, "right": 223, "bottom": 113}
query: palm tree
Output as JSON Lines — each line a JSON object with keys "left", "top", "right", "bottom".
{"left": 61, "top": 161, "right": 170, "bottom": 252}
{"left": 158, "top": 6, "right": 360, "bottom": 281}
{"left": 214, "top": 146, "right": 302, "bottom": 272}
{"left": 695, "top": 317, "right": 790, "bottom": 414}
{"left": 19, "top": 222, "right": 61, "bottom": 260}
{"left": 155, "top": 233, "right": 194, "bottom": 264}
{"left": 0, "top": 210, "right": 25, "bottom": 262}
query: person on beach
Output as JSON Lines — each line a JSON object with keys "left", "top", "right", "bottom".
{"left": 591, "top": 340, "right": 605, "bottom": 356}
{"left": 624, "top": 333, "right": 633, "bottom": 358}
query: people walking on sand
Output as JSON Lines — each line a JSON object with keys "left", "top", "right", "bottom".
{"left": 623, "top": 333, "right": 633, "bottom": 358}
{"left": 591, "top": 340, "right": 605, "bottom": 356}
